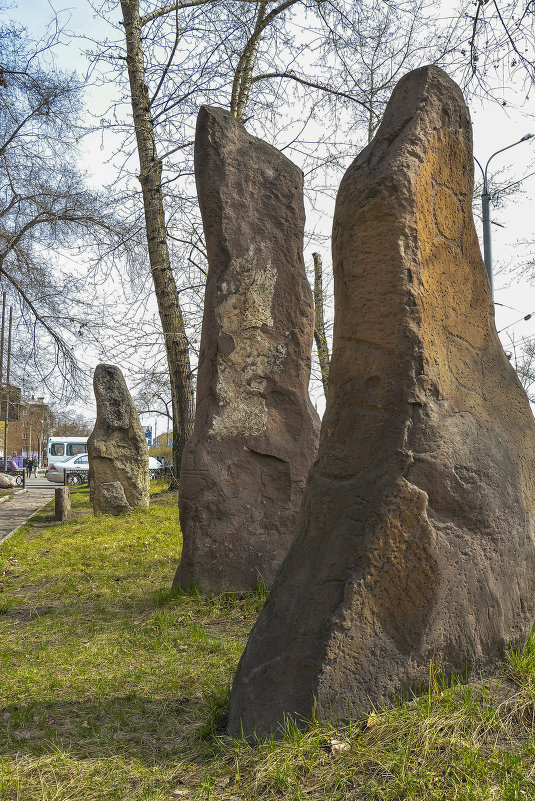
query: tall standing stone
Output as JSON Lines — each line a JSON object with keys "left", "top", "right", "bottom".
{"left": 88, "top": 364, "right": 150, "bottom": 515}
{"left": 173, "top": 106, "right": 320, "bottom": 593}
{"left": 228, "top": 66, "right": 535, "bottom": 738}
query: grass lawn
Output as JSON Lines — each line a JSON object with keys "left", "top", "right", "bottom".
{"left": 1, "top": 482, "right": 535, "bottom": 800}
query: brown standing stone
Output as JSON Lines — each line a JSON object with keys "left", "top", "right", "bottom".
{"left": 88, "top": 364, "right": 150, "bottom": 515}
{"left": 173, "top": 105, "right": 320, "bottom": 593}
{"left": 227, "top": 65, "right": 535, "bottom": 739}
{"left": 54, "top": 486, "right": 71, "bottom": 521}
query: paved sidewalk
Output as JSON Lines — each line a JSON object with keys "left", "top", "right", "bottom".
{"left": 22, "top": 474, "right": 56, "bottom": 491}
{"left": 0, "top": 478, "right": 56, "bottom": 544}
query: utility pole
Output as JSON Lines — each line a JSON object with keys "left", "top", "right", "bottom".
{"left": 474, "top": 134, "right": 534, "bottom": 299}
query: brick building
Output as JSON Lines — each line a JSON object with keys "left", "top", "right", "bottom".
{"left": 0, "top": 394, "right": 53, "bottom": 464}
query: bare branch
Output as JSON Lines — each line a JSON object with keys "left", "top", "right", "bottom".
{"left": 140, "top": 0, "right": 217, "bottom": 26}
{"left": 250, "top": 71, "right": 373, "bottom": 112}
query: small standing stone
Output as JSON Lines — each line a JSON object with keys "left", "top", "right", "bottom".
{"left": 54, "top": 486, "right": 71, "bottom": 521}
{"left": 87, "top": 364, "right": 149, "bottom": 515}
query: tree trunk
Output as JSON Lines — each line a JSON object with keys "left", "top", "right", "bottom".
{"left": 312, "top": 252, "right": 330, "bottom": 399}
{"left": 120, "top": 0, "right": 194, "bottom": 483}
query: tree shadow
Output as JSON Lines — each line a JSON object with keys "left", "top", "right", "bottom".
{"left": 0, "top": 693, "right": 219, "bottom": 766}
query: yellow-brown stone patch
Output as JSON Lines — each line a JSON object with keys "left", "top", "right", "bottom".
{"left": 434, "top": 186, "right": 463, "bottom": 239}
{"left": 415, "top": 129, "right": 492, "bottom": 418}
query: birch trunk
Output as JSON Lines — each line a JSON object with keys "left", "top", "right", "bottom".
{"left": 312, "top": 252, "right": 330, "bottom": 398}
{"left": 120, "top": 0, "right": 194, "bottom": 482}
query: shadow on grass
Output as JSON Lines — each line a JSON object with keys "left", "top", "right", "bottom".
{"left": 0, "top": 562, "right": 264, "bottom": 634}
{"left": 0, "top": 693, "right": 223, "bottom": 765}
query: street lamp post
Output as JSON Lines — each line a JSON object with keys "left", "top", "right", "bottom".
{"left": 474, "top": 134, "right": 534, "bottom": 300}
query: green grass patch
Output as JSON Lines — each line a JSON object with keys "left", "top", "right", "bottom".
{"left": 1, "top": 488, "right": 535, "bottom": 799}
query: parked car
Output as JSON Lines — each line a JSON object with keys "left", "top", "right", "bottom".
{"left": 149, "top": 456, "right": 164, "bottom": 480}
{"left": 0, "top": 459, "right": 23, "bottom": 485}
{"left": 46, "top": 454, "right": 164, "bottom": 484}
{"left": 45, "top": 453, "right": 89, "bottom": 485}
{"left": 0, "top": 458, "right": 21, "bottom": 475}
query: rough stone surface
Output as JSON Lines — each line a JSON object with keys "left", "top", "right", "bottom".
{"left": 228, "top": 65, "right": 535, "bottom": 739}
{"left": 54, "top": 486, "right": 71, "bottom": 521}
{"left": 0, "top": 474, "right": 15, "bottom": 489}
{"left": 88, "top": 364, "right": 149, "bottom": 515}
{"left": 94, "top": 481, "right": 130, "bottom": 516}
{"left": 173, "top": 105, "right": 320, "bottom": 593}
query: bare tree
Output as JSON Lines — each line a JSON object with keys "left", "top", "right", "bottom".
{"left": 505, "top": 333, "right": 535, "bottom": 402}
{"left": 0, "top": 12, "right": 119, "bottom": 398}
{"left": 50, "top": 406, "right": 95, "bottom": 436}
{"left": 463, "top": 0, "right": 535, "bottom": 97}
{"left": 118, "top": 0, "right": 201, "bottom": 483}
{"left": 133, "top": 361, "right": 173, "bottom": 423}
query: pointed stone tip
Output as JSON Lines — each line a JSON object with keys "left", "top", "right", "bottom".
{"left": 374, "top": 63, "right": 470, "bottom": 143}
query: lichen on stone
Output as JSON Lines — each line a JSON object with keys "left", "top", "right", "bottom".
{"left": 211, "top": 243, "right": 286, "bottom": 437}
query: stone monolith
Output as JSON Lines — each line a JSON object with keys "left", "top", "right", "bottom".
{"left": 88, "top": 364, "right": 150, "bottom": 515}
{"left": 227, "top": 65, "right": 535, "bottom": 739}
{"left": 173, "top": 105, "right": 320, "bottom": 593}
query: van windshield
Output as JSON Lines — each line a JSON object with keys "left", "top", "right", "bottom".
{"left": 67, "top": 443, "right": 87, "bottom": 456}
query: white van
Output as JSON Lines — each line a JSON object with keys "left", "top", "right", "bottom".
{"left": 46, "top": 436, "right": 88, "bottom": 464}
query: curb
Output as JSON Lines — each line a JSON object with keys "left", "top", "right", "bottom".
{"left": 0, "top": 488, "right": 27, "bottom": 506}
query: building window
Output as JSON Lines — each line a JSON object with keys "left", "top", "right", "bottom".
{"left": 22, "top": 433, "right": 27, "bottom": 440}
{"left": 22, "top": 408, "right": 28, "bottom": 416}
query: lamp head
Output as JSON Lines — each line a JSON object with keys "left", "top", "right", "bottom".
{"left": 521, "top": 133, "right": 534, "bottom": 141}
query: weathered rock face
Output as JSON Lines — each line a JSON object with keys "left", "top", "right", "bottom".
{"left": 227, "top": 65, "right": 535, "bottom": 739}
{"left": 93, "top": 481, "right": 130, "bottom": 516}
{"left": 88, "top": 364, "right": 149, "bottom": 515}
{"left": 54, "top": 486, "right": 71, "bottom": 521}
{"left": 0, "top": 473, "right": 14, "bottom": 489}
{"left": 173, "top": 105, "right": 320, "bottom": 593}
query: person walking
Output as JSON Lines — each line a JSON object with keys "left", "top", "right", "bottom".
{"left": 26, "top": 458, "right": 33, "bottom": 478}
{"left": 33, "top": 460, "right": 38, "bottom": 478}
